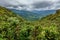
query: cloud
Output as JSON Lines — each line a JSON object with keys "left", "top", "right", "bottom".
{"left": 0, "top": 0, "right": 60, "bottom": 11}
{"left": 32, "top": 1, "right": 53, "bottom": 9}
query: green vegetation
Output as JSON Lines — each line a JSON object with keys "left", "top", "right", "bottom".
{"left": 0, "top": 6, "right": 60, "bottom": 40}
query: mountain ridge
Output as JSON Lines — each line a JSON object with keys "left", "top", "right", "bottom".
{"left": 10, "top": 9, "right": 56, "bottom": 21}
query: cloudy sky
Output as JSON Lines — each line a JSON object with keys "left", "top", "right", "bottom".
{"left": 0, "top": 0, "right": 60, "bottom": 11}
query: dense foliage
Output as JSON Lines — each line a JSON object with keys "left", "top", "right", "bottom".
{"left": 0, "top": 6, "right": 60, "bottom": 40}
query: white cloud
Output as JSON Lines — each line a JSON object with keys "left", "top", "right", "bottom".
{"left": 0, "top": 0, "right": 60, "bottom": 11}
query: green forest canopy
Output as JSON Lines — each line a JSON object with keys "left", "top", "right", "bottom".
{"left": 0, "top": 6, "right": 60, "bottom": 40}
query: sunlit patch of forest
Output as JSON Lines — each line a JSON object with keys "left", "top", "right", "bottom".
{"left": 0, "top": 6, "right": 60, "bottom": 40}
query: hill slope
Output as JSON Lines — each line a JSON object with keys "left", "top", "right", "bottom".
{"left": 0, "top": 6, "right": 60, "bottom": 40}
{"left": 37, "top": 9, "right": 60, "bottom": 27}
{"left": 0, "top": 6, "right": 24, "bottom": 22}
{"left": 0, "top": 6, "right": 25, "bottom": 40}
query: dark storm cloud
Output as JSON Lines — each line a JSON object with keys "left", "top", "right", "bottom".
{"left": 57, "top": 0, "right": 60, "bottom": 3}
{"left": 4, "top": 4, "right": 27, "bottom": 8}
{"left": 0, "top": 0, "right": 27, "bottom": 8}
{"left": 0, "top": 0, "right": 60, "bottom": 10}
{"left": 32, "top": 1, "right": 53, "bottom": 9}
{"left": 55, "top": 5, "right": 60, "bottom": 9}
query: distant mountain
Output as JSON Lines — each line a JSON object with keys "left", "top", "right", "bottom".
{"left": 10, "top": 9, "right": 56, "bottom": 21}
{"left": 32, "top": 10, "right": 56, "bottom": 15}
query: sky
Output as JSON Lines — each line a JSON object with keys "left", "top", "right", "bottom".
{"left": 0, "top": 0, "right": 60, "bottom": 11}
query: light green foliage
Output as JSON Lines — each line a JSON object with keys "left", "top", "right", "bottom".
{"left": 0, "top": 6, "right": 60, "bottom": 40}
{"left": 37, "top": 25, "right": 59, "bottom": 40}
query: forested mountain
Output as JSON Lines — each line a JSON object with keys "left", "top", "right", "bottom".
{"left": 0, "top": 6, "right": 60, "bottom": 40}
{"left": 11, "top": 9, "right": 55, "bottom": 21}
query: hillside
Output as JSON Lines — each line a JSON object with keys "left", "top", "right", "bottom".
{"left": 0, "top": 6, "right": 26, "bottom": 40}
{"left": 37, "top": 9, "right": 60, "bottom": 27}
{"left": 0, "top": 6, "right": 24, "bottom": 21}
{"left": 0, "top": 6, "right": 60, "bottom": 40}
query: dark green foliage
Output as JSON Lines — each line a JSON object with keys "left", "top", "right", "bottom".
{"left": 0, "top": 6, "right": 60, "bottom": 40}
